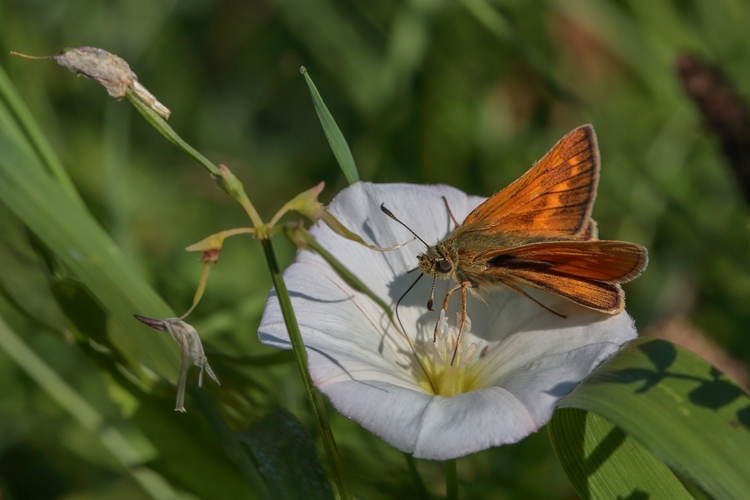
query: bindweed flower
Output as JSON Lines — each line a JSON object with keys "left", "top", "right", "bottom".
{"left": 259, "top": 182, "right": 637, "bottom": 460}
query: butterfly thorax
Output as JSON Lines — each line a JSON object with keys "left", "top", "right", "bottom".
{"left": 417, "top": 230, "right": 559, "bottom": 289}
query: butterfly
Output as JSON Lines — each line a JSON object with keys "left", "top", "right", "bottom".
{"left": 382, "top": 124, "right": 648, "bottom": 365}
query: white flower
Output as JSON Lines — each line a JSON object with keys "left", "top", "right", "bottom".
{"left": 259, "top": 182, "right": 637, "bottom": 460}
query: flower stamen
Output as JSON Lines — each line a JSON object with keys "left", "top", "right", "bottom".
{"left": 414, "top": 311, "right": 488, "bottom": 397}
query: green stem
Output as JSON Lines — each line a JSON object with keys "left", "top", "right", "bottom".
{"left": 125, "top": 89, "right": 264, "bottom": 228}
{"left": 404, "top": 453, "right": 431, "bottom": 500}
{"left": 260, "top": 238, "right": 352, "bottom": 500}
{"left": 126, "top": 89, "right": 220, "bottom": 176}
{"left": 445, "top": 459, "right": 458, "bottom": 500}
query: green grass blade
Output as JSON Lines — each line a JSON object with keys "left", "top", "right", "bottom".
{"left": 0, "top": 77, "right": 269, "bottom": 497}
{"left": 558, "top": 337, "right": 750, "bottom": 500}
{"left": 550, "top": 408, "right": 691, "bottom": 499}
{"left": 0, "top": 314, "right": 181, "bottom": 500}
{"left": 0, "top": 105, "right": 181, "bottom": 379}
{"left": 0, "top": 63, "right": 85, "bottom": 206}
{"left": 301, "top": 67, "right": 360, "bottom": 184}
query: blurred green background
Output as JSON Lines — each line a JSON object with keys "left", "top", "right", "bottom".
{"left": 1, "top": 0, "right": 749, "bottom": 498}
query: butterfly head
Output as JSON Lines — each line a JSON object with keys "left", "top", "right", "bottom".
{"left": 417, "top": 243, "right": 459, "bottom": 310}
{"left": 417, "top": 245, "right": 454, "bottom": 278}
{"left": 380, "top": 202, "right": 457, "bottom": 310}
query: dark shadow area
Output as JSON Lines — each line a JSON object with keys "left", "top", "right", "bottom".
{"left": 619, "top": 490, "right": 650, "bottom": 500}
{"left": 585, "top": 426, "right": 628, "bottom": 477}
{"left": 580, "top": 339, "right": 750, "bottom": 431}
{"left": 688, "top": 367, "right": 747, "bottom": 410}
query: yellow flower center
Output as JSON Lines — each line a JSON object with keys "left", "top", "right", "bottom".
{"left": 412, "top": 311, "right": 490, "bottom": 397}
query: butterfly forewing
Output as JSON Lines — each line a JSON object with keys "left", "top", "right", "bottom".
{"left": 460, "top": 125, "right": 599, "bottom": 240}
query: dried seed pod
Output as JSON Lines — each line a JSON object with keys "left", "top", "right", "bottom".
{"left": 13, "top": 46, "right": 171, "bottom": 119}
{"left": 134, "top": 315, "right": 219, "bottom": 412}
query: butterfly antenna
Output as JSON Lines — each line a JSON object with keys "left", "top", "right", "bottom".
{"left": 395, "top": 273, "right": 424, "bottom": 334}
{"left": 380, "top": 203, "right": 430, "bottom": 248}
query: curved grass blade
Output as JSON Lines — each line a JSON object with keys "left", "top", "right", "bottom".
{"left": 0, "top": 64, "right": 84, "bottom": 206}
{"left": 550, "top": 408, "right": 691, "bottom": 499}
{"left": 556, "top": 337, "right": 750, "bottom": 500}
{"left": 0, "top": 98, "right": 181, "bottom": 379}
{"left": 301, "top": 67, "right": 360, "bottom": 184}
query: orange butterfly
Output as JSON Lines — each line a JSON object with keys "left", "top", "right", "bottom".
{"left": 382, "top": 125, "right": 648, "bottom": 365}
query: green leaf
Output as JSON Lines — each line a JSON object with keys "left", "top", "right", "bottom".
{"left": 301, "top": 67, "right": 360, "bottom": 185}
{"left": 550, "top": 409, "right": 691, "bottom": 499}
{"left": 238, "top": 408, "right": 334, "bottom": 500}
{"left": 133, "top": 392, "right": 262, "bottom": 500}
{"left": 556, "top": 337, "right": 750, "bottom": 500}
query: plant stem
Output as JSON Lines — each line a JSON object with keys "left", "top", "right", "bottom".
{"left": 126, "top": 81, "right": 347, "bottom": 495}
{"left": 445, "top": 459, "right": 458, "bottom": 500}
{"left": 260, "top": 237, "right": 352, "bottom": 500}
{"left": 125, "top": 89, "right": 264, "bottom": 228}
{"left": 126, "top": 89, "right": 219, "bottom": 176}
{"left": 404, "top": 453, "right": 431, "bottom": 500}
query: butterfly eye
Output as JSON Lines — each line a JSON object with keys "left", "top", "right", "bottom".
{"left": 437, "top": 259, "right": 452, "bottom": 274}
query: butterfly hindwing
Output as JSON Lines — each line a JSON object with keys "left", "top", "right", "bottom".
{"left": 500, "top": 271, "right": 625, "bottom": 313}
{"left": 480, "top": 240, "right": 648, "bottom": 313}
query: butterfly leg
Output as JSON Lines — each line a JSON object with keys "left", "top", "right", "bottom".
{"left": 441, "top": 196, "right": 459, "bottom": 229}
{"left": 450, "top": 281, "right": 472, "bottom": 366}
{"left": 504, "top": 282, "right": 566, "bottom": 319}
{"left": 433, "top": 282, "right": 462, "bottom": 342}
